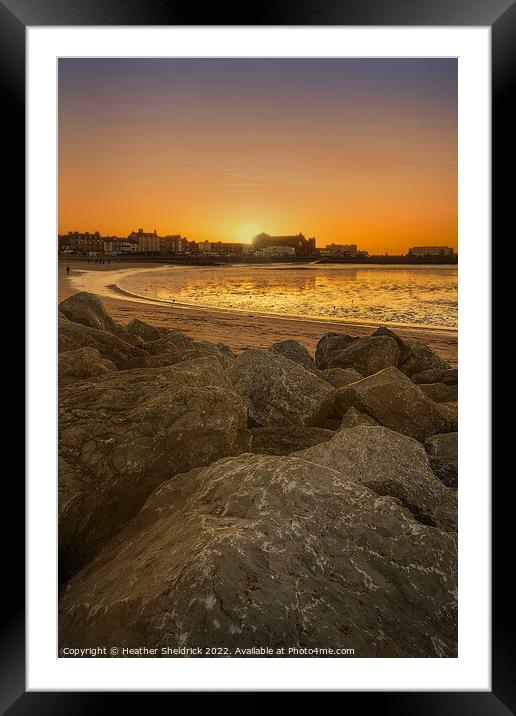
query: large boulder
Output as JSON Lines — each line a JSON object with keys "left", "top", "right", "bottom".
{"left": 249, "top": 427, "right": 334, "bottom": 455}
{"left": 59, "top": 292, "right": 122, "bottom": 334}
{"left": 425, "top": 432, "right": 458, "bottom": 489}
{"left": 59, "top": 357, "right": 250, "bottom": 576}
{"left": 425, "top": 432, "right": 458, "bottom": 461}
{"left": 335, "top": 366, "right": 454, "bottom": 442}
{"left": 419, "top": 383, "right": 458, "bottom": 403}
{"left": 141, "top": 331, "right": 193, "bottom": 353}
{"left": 439, "top": 401, "right": 458, "bottom": 431}
{"left": 317, "top": 417, "right": 344, "bottom": 431}
{"left": 59, "top": 453, "right": 457, "bottom": 658}
{"left": 412, "top": 368, "right": 458, "bottom": 386}
{"left": 122, "top": 350, "right": 187, "bottom": 370}
{"left": 317, "top": 335, "right": 399, "bottom": 376}
{"left": 125, "top": 318, "right": 165, "bottom": 342}
{"left": 316, "top": 367, "right": 362, "bottom": 389}
{"left": 339, "top": 407, "right": 378, "bottom": 429}
{"left": 314, "top": 333, "right": 355, "bottom": 369}
{"left": 372, "top": 326, "right": 411, "bottom": 363}
{"left": 118, "top": 332, "right": 145, "bottom": 347}
{"left": 297, "top": 426, "right": 456, "bottom": 531}
{"left": 59, "top": 347, "right": 116, "bottom": 384}
{"left": 399, "top": 340, "right": 449, "bottom": 377}
{"left": 58, "top": 316, "right": 147, "bottom": 368}
{"left": 229, "top": 348, "right": 334, "bottom": 428}
{"left": 270, "top": 340, "right": 315, "bottom": 371}
{"left": 141, "top": 332, "right": 235, "bottom": 370}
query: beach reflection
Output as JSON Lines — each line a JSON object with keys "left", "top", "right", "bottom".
{"left": 117, "top": 263, "right": 457, "bottom": 329}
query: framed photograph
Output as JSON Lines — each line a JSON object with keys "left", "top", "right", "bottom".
{"left": 5, "top": 0, "right": 512, "bottom": 708}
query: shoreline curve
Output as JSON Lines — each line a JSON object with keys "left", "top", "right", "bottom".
{"left": 69, "top": 265, "right": 458, "bottom": 335}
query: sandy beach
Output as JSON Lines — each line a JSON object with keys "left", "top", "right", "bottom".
{"left": 58, "top": 259, "right": 457, "bottom": 366}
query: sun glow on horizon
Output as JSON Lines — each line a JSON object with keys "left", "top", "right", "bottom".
{"left": 236, "top": 222, "right": 263, "bottom": 244}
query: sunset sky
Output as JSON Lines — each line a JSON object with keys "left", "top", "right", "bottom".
{"left": 58, "top": 58, "right": 457, "bottom": 254}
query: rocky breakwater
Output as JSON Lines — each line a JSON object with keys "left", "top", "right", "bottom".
{"left": 58, "top": 293, "right": 458, "bottom": 657}
{"left": 58, "top": 293, "right": 249, "bottom": 579}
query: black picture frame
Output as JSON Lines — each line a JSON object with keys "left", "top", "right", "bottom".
{"left": 4, "top": 0, "right": 512, "bottom": 709}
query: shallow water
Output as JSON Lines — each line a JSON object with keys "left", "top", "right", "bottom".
{"left": 108, "top": 263, "right": 457, "bottom": 330}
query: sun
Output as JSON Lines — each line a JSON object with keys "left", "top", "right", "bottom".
{"left": 236, "top": 222, "right": 263, "bottom": 244}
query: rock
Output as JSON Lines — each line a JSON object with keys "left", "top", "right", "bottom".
{"left": 125, "top": 318, "right": 164, "bottom": 342}
{"left": 335, "top": 366, "right": 454, "bottom": 442}
{"left": 179, "top": 340, "right": 236, "bottom": 370}
{"left": 212, "top": 342, "right": 236, "bottom": 369}
{"left": 427, "top": 458, "right": 457, "bottom": 489}
{"left": 58, "top": 458, "right": 96, "bottom": 582}
{"left": 124, "top": 334, "right": 227, "bottom": 370}
{"left": 297, "top": 426, "right": 456, "bottom": 532}
{"left": 59, "top": 453, "right": 457, "bottom": 658}
{"left": 317, "top": 417, "right": 343, "bottom": 431}
{"left": 419, "top": 383, "right": 458, "bottom": 403}
{"left": 439, "top": 401, "right": 458, "bottom": 431}
{"left": 399, "top": 340, "right": 449, "bottom": 377}
{"left": 59, "top": 347, "right": 116, "bottom": 384}
{"left": 372, "top": 326, "right": 411, "bottom": 363}
{"left": 339, "top": 407, "right": 378, "bottom": 429}
{"left": 59, "top": 357, "right": 250, "bottom": 576}
{"left": 141, "top": 331, "right": 193, "bottom": 354}
{"left": 58, "top": 316, "right": 147, "bottom": 368}
{"left": 249, "top": 427, "right": 334, "bottom": 455}
{"left": 59, "top": 292, "right": 122, "bottom": 334}
{"left": 139, "top": 331, "right": 198, "bottom": 355}
{"left": 315, "top": 332, "right": 355, "bottom": 369}
{"left": 425, "top": 433, "right": 458, "bottom": 489}
{"left": 412, "top": 368, "right": 458, "bottom": 386}
{"left": 316, "top": 367, "right": 362, "bottom": 389}
{"left": 122, "top": 350, "right": 186, "bottom": 370}
{"left": 229, "top": 348, "right": 334, "bottom": 428}
{"left": 270, "top": 340, "right": 315, "bottom": 371}
{"left": 118, "top": 331, "right": 145, "bottom": 347}
{"left": 425, "top": 432, "right": 458, "bottom": 461}
{"left": 141, "top": 333, "right": 235, "bottom": 370}
{"left": 318, "top": 335, "right": 400, "bottom": 376}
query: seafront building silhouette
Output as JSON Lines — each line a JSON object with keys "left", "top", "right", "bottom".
{"left": 58, "top": 228, "right": 455, "bottom": 261}
{"left": 407, "top": 246, "right": 455, "bottom": 257}
{"left": 251, "top": 232, "right": 316, "bottom": 257}
{"left": 58, "top": 229, "right": 321, "bottom": 258}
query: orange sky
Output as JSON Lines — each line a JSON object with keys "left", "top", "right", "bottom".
{"left": 58, "top": 59, "right": 457, "bottom": 254}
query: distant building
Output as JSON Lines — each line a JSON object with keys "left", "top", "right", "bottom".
{"left": 263, "top": 245, "right": 296, "bottom": 257}
{"left": 103, "top": 236, "right": 125, "bottom": 255}
{"left": 58, "top": 231, "right": 103, "bottom": 255}
{"left": 408, "top": 246, "right": 455, "bottom": 257}
{"left": 182, "top": 239, "right": 198, "bottom": 254}
{"left": 121, "top": 238, "right": 139, "bottom": 253}
{"left": 318, "top": 244, "right": 369, "bottom": 258}
{"left": 209, "top": 242, "right": 245, "bottom": 256}
{"left": 197, "top": 240, "right": 212, "bottom": 254}
{"left": 252, "top": 232, "right": 316, "bottom": 256}
{"left": 162, "top": 235, "right": 183, "bottom": 254}
{"left": 127, "top": 228, "right": 161, "bottom": 253}
{"left": 325, "top": 243, "right": 358, "bottom": 257}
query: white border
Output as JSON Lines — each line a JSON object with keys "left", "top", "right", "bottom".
{"left": 27, "top": 27, "right": 490, "bottom": 691}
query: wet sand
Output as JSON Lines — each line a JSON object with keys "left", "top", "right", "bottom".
{"left": 58, "top": 259, "right": 457, "bottom": 366}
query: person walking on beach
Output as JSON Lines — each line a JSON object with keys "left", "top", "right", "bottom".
{"left": 66, "top": 265, "right": 70, "bottom": 276}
